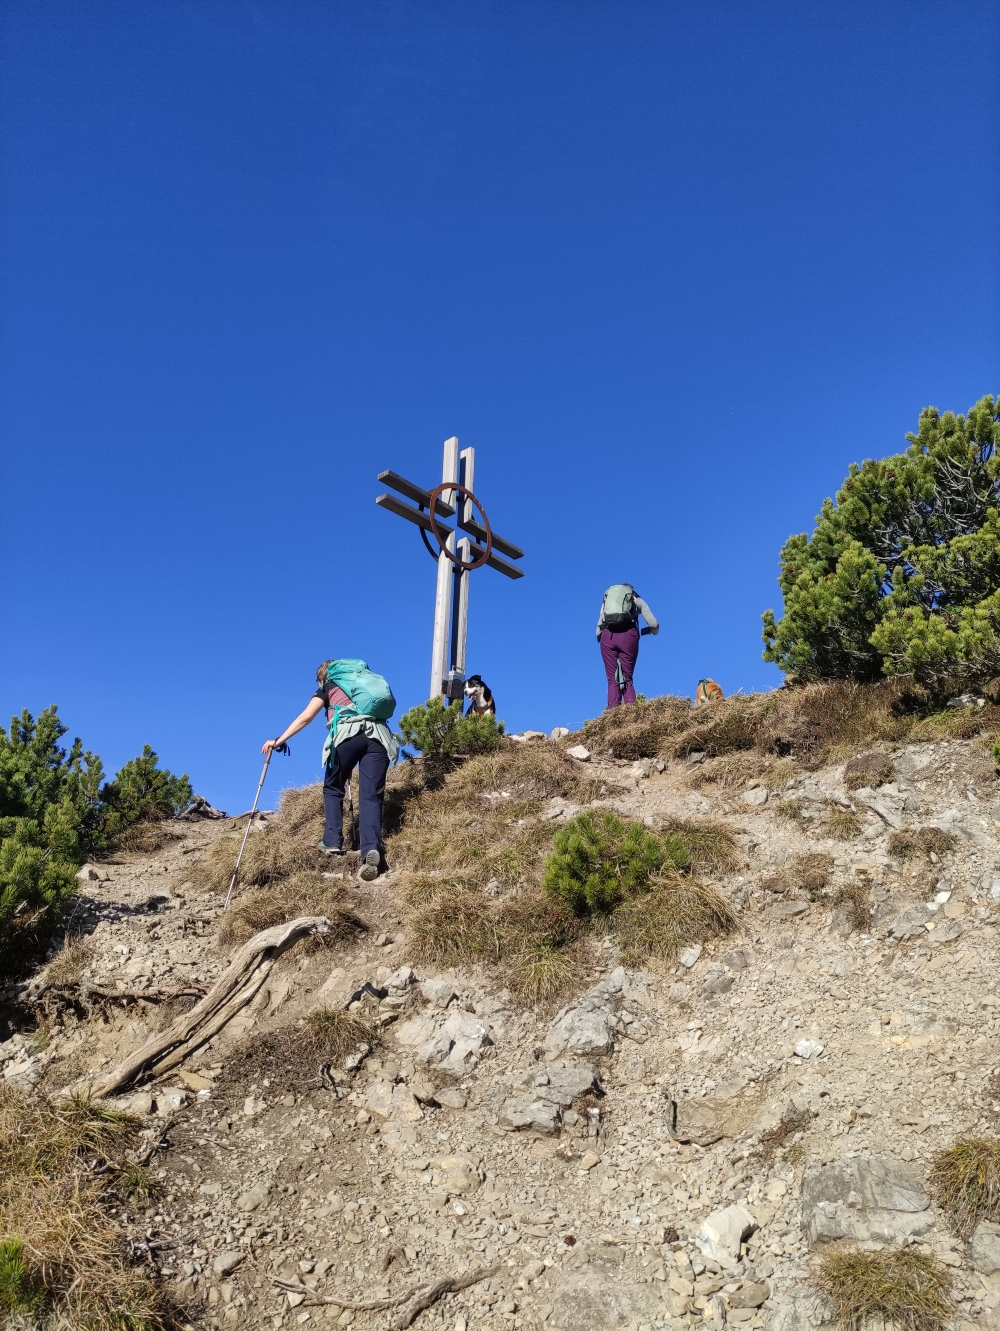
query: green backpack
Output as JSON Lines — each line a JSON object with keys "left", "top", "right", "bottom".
{"left": 325, "top": 659, "right": 396, "bottom": 725}
{"left": 602, "top": 584, "right": 637, "bottom": 631}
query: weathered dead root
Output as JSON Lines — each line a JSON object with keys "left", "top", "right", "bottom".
{"left": 272, "top": 1262, "right": 502, "bottom": 1329}
{"left": 86, "top": 916, "right": 331, "bottom": 1098}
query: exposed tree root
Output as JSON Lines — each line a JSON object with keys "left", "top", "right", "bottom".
{"left": 85, "top": 916, "right": 331, "bottom": 1098}
{"left": 271, "top": 1262, "right": 502, "bottom": 1328}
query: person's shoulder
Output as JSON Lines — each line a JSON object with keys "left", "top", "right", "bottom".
{"left": 314, "top": 685, "right": 328, "bottom": 702}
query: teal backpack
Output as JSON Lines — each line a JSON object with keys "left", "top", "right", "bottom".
{"left": 325, "top": 659, "right": 396, "bottom": 725}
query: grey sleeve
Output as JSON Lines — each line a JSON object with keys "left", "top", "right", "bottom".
{"left": 634, "top": 595, "right": 659, "bottom": 634}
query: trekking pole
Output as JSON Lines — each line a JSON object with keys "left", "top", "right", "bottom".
{"left": 223, "top": 741, "right": 290, "bottom": 911}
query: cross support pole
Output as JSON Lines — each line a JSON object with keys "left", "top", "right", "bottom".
{"left": 377, "top": 436, "right": 524, "bottom": 704}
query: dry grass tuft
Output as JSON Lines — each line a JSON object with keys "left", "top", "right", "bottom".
{"left": 844, "top": 752, "right": 896, "bottom": 790}
{"left": 304, "top": 1009, "right": 377, "bottom": 1063}
{"left": 572, "top": 677, "right": 1000, "bottom": 770}
{"left": 195, "top": 784, "right": 326, "bottom": 894}
{"left": 390, "top": 742, "right": 605, "bottom": 892}
{"left": 929, "top": 1137, "right": 1000, "bottom": 1238}
{"left": 815, "top": 1247, "right": 953, "bottom": 1331}
{"left": 217, "top": 871, "right": 368, "bottom": 947}
{"left": 762, "top": 853, "right": 834, "bottom": 900}
{"left": 43, "top": 934, "right": 96, "bottom": 989}
{"left": 686, "top": 751, "right": 776, "bottom": 791}
{"left": 825, "top": 807, "right": 863, "bottom": 840}
{"left": 115, "top": 819, "right": 182, "bottom": 855}
{"left": 613, "top": 875, "right": 738, "bottom": 964}
{"left": 658, "top": 818, "right": 743, "bottom": 875}
{"left": 578, "top": 696, "right": 693, "bottom": 760}
{"left": 0, "top": 1084, "right": 173, "bottom": 1329}
{"left": 888, "top": 827, "right": 958, "bottom": 861}
{"left": 832, "top": 882, "right": 874, "bottom": 932}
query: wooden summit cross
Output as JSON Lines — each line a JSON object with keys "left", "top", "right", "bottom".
{"left": 376, "top": 437, "right": 524, "bottom": 702}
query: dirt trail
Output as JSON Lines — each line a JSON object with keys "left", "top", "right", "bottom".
{"left": 5, "top": 733, "right": 1000, "bottom": 1331}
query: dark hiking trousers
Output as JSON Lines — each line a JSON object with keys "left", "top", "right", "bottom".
{"left": 323, "top": 732, "right": 390, "bottom": 858}
{"left": 600, "top": 626, "right": 640, "bottom": 707}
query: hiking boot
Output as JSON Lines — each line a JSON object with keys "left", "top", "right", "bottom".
{"left": 318, "top": 840, "right": 343, "bottom": 856}
{"left": 358, "top": 849, "right": 381, "bottom": 882}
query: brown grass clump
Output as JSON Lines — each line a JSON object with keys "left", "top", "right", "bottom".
{"left": 929, "top": 1137, "right": 1000, "bottom": 1238}
{"left": 888, "top": 827, "right": 958, "bottom": 861}
{"left": 657, "top": 818, "right": 743, "bottom": 875}
{"left": 43, "top": 934, "right": 96, "bottom": 989}
{"left": 195, "top": 784, "right": 326, "bottom": 894}
{"left": 115, "top": 819, "right": 182, "bottom": 855}
{"left": 613, "top": 875, "right": 738, "bottom": 965}
{"left": 390, "top": 742, "right": 604, "bottom": 891}
{"left": 843, "top": 751, "right": 896, "bottom": 790}
{"left": 911, "top": 703, "right": 1000, "bottom": 742}
{"left": 0, "top": 1085, "right": 173, "bottom": 1328}
{"left": 825, "top": 807, "right": 862, "bottom": 840}
{"left": 815, "top": 1247, "right": 953, "bottom": 1331}
{"left": 572, "top": 677, "right": 999, "bottom": 770}
{"left": 578, "top": 695, "right": 694, "bottom": 760}
{"left": 406, "top": 882, "right": 500, "bottom": 965}
{"left": 404, "top": 877, "right": 586, "bottom": 1005}
{"left": 762, "top": 853, "right": 834, "bottom": 899}
{"left": 832, "top": 882, "right": 874, "bottom": 932}
{"left": 217, "top": 871, "right": 367, "bottom": 947}
{"left": 686, "top": 751, "right": 776, "bottom": 791}
{"left": 304, "top": 1009, "right": 377, "bottom": 1063}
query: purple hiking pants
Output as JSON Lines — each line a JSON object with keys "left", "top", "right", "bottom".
{"left": 600, "top": 626, "right": 640, "bottom": 707}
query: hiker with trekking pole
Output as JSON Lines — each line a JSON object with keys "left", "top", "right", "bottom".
{"left": 261, "top": 659, "right": 398, "bottom": 882}
{"left": 597, "top": 584, "right": 659, "bottom": 708}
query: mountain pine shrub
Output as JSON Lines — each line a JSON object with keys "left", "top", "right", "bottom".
{"left": 0, "top": 707, "right": 191, "bottom": 966}
{"left": 398, "top": 697, "right": 504, "bottom": 761}
{"left": 543, "top": 809, "right": 689, "bottom": 914}
{"left": 762, "top": 396, "right": 1000, "bottom": 688}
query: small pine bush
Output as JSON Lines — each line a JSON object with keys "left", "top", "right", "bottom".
{"left": 398, "top": 697, "right": 504, "bottom": 761}
{"left": 0, "top": 707, "right": 192, "bottom": 967}
{"left": 542, "top": 809, "right": 688, "bottom": 914}
{"left": 0, "top": 1237, "right": 43, "bottom": 1314}
{"left": 97, "top": 744, "right": 192, "bottom": 843}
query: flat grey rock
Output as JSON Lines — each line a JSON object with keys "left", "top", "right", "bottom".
{"left": 212, "top": 1250, "right": 244, "bottom": 1276}
{"left": 802, "top": 1155, "right": 932, "bottom": 1246}
{"left": 971, "top": 1221, "right": 1000, "bottom": 1274}
{"left": 549, "top": 1269, "right": 662, "bottom": 1330}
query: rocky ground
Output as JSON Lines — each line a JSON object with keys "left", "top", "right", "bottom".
{"left": 4, "top": 729, "right": 1000, "bottom": 1331}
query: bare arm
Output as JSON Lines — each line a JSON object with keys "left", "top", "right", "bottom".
{"left": 262, "top": 696, "right": 324, "bottom": 754}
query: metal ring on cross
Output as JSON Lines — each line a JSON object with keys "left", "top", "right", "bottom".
{"left": 426, "top": 482, "right": 494, "bottom": 571}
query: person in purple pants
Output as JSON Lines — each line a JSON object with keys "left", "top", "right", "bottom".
{"left": 596, "top": 584, "right": 659, "bottom": 708}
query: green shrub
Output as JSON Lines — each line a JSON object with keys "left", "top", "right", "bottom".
{"left": 0, "top": 1237, "right": 43, "bottom": 1314}
{"left": 0, "top": 707, "right": 192, "bottom": 968}
{"left": 97, "top": 744, "right": 192, "bottom": 842}
{"left": 763, "top": 395, "right": 1000, "bottom": 686}
{"left": 542, "top": 810, "right": 688, "bottom": 914}
{"left": 398, "top": 697, "right": 504, "bottom": 761}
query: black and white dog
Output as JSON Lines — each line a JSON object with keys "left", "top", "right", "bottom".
{"left": 464, "top": 675, "right": 496, "bottom": 717}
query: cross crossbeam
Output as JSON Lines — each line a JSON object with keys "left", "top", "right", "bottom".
{"left": 376, "top": 437, "right": 524, "bottom": 701}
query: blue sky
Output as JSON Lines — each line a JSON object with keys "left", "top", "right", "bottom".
{"left": 1, "top": 1, "right": 998, "bottom": 813}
